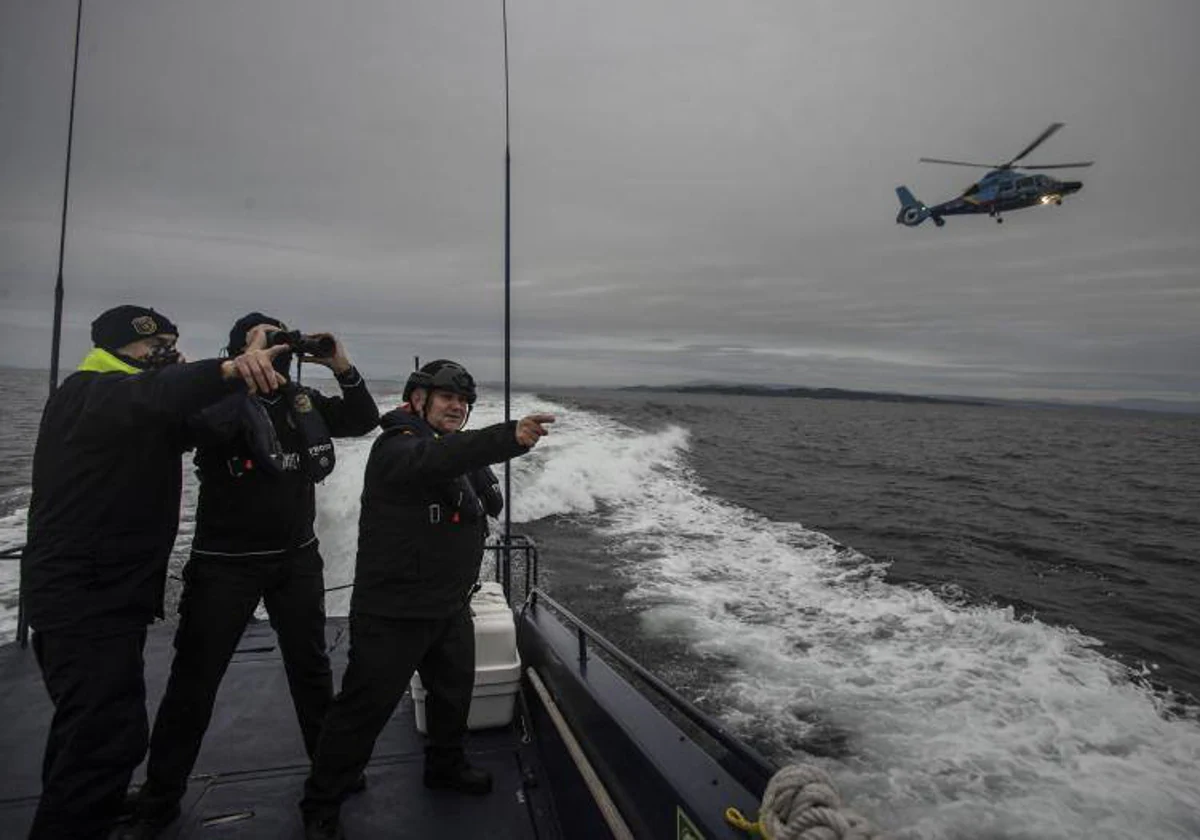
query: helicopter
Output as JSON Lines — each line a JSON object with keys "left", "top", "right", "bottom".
{"left": 895, "top": 122, "right": 1093, "bottom": 227}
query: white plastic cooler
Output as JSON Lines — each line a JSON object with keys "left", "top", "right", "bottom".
{"left": 412, "top": 582, "right": 522, "bottom": 733}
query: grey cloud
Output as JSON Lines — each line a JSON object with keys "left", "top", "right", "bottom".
{"left": 2, "top": 0, "right": 1198, "bottom": 404}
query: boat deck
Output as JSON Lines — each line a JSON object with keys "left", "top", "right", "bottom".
{"left": 0, "top": 618, "right": 562, "bottom": 839}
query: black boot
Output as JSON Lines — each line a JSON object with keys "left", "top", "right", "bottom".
{"left": 303, "top": 813, "right": 345, "bottom": 840}
{"left": 114, "top": 787, "right": 140, "bottom": 824}
{"left": 111, "top": 801, "right": 181, "bottom": 840}
{"left": 423, "top": 752, "right": 493, "bottom": 795}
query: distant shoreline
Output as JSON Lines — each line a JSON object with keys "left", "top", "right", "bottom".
{"left": 621, "top": 383, "right": 988, "bottom": 407}
{"left": 2, "top": 366, "right": 1195, "bottom": 415}
{"left": 615, "top": 384, "right": 1200, "bottom": 415}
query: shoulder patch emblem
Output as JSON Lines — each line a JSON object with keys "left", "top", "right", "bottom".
{"left": 293, "top": 392, "right": 313, "bottom": 413}
{"left": 131, "top": 315, "right": 158, "bottom": 335}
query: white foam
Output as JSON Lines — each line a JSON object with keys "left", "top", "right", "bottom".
{"left": 6, "top": 391, "right": 1199, "bottom": 839}
{"left": 0, "top": 503, "right": 28, "bottom": 636}
{"left": 498, "top": 399, "right": 1200, "bottom": 839}
{"left": 314, "top": 429, "right": 377, "bottom": 617}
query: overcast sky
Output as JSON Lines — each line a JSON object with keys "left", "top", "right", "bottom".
{"left": 2, "top": 0, "right": 1197, "bottom": 403}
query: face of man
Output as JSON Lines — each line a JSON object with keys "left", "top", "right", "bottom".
{"left": 413, "top": 388, "right": 470, "bottom": 434}
{"left": 116, "top": 334, "right": 179, "bottom": 364}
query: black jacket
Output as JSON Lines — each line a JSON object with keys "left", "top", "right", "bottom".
{"left": 23, "top": 358, "right": 237, "bottom": 633}
{"left": 189, "top": 367, "right": 379, "bottom": 557}
{"left": 352, "top": 408, "right": 524, "bottom": 619}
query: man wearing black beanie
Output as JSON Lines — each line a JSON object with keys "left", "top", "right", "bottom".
{"left": 22, "top": 304, "right": 290, "bottom": 840}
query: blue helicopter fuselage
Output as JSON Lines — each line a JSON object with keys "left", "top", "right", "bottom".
{"left": 935, "top": 169, "right": 1082, "bottom": 217}
{"left": 896, "top": 169, "right": 1083, "bottom": 227}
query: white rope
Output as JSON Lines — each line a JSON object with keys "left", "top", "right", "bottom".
{"left": 759, "top": 764, "right": 881, "bottom": 840}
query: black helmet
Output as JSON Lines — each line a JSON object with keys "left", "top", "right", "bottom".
{"left": 403, "top": 359, "right": 476, "bottom": 405}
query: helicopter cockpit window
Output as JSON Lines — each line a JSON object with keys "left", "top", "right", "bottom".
{"left": 1016, "top": 177, "right": 1033, "bottom": 190}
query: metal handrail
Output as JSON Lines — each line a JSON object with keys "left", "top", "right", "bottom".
{"left": 3, "top": 544, "right": 27, "bottom": 647}
{"left": 482, "top": 533, "right": 539, "bottom": 603}
{"left": 526, "top": 586, "right": 777, "bottom": 790}
{"left": 484, "top": 533, "right": 774, "bottom": 786}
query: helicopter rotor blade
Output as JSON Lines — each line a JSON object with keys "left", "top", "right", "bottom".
{"left": 918, "top": 157, "right": 999, "bottom": 169}
{"left": 1006, "top": 122, "right": 1064, "bottom": 167}
{"left": 1020, "top": 161, "right": 1094, "bottom": 170}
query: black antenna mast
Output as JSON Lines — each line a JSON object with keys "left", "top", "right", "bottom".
{"left": 48, "top": 0, "right": 85, "bottom": 395}
{"left": 501, "top": 0, "right": 514, "bottom": 580}
{"left": 20, "top": 0, "right": 85, "bottom": 649}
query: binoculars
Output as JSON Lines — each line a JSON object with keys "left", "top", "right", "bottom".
{"left": 267, "top": 330, "right": 336, "bottom": 358}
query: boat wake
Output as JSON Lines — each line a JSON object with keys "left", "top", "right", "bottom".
{"left": 4, "top": 390, "right": 1199, "bottom": 838}
{"left": 492, "top": 394, "right": 1200, "bottom": 840}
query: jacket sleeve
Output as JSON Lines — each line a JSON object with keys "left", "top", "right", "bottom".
{"left": 309, "top": 366, "right": 380, "bottom": 437}
{"left": 183, "top": 392, "right": 246, "bottom": 449}
{"left": 374, "top": 421, "right": 527, "bottom": 487}
{"left": 97, "top": 359, "right": 238, "bottom": 422}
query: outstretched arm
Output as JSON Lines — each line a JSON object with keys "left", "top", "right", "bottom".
{"left": 374, "top": 422, "right": 526, "bottom": 486}
{"left": 373, "top": 413, "right": 555, "bottom": 486}
{"left": 110, "top": 348, "right": 284, "bottom": 420}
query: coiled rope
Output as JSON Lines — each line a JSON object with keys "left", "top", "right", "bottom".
{"left": 726, "top": 764, "right": 881, "bottom": 840}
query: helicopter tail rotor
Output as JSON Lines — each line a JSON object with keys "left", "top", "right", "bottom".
{"left": 896, "top": 186, "right": 936, "bottom": 227}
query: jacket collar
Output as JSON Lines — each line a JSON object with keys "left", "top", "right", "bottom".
{"left": 379, "top": 406, "right": 439, "bottom": 438}
{"left": 77, "top": 347, "right": 141, "bottom": 374}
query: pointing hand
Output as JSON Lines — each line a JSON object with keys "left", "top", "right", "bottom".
{"left": 222, "top": 344, "right": 289, "bottom": 395}
{"left": 516, "top": 413, "right": 556, "bottom": 448}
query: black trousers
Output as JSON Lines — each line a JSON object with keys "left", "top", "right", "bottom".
{"left": 139, "top": 543, "right": 333, "bottom": 809}
{"left": 300, "top": 607, "right": 476, "bottom": 820}
{"left": 30, "top": 626, "right": 149, "bottom": 840}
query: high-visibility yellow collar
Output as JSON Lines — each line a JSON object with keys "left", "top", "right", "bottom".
{"left": 77, "top": 347, "right": 142, "bottom": 374}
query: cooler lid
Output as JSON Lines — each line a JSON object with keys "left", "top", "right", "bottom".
{"left": 410, "top": 660, "right": 521, "bottom": 691}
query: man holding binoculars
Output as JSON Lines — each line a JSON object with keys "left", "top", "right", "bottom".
{"left": 122, "top": 313, "right": 380, "bottom": 838}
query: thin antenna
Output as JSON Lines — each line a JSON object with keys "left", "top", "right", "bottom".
{"left": 501, "top": 0, "right": 513, "bottom": 590}
{"left": 23, "top": 0, "right": 84, "bottom": 649}
{"left": 48, "top": 0, "right": 85, "bottom": 396}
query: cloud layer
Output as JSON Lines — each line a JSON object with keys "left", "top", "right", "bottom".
{"left": 2, "top": 0, "right": 1198, "bottom": 402}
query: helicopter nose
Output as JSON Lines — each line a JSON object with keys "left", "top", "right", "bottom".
{"left": 1061, "top": 181, "right": 1083, "bottom": 194}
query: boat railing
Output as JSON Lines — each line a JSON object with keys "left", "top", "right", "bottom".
{"left": 487, "top": 532, "right": 776, "bottom": 795}
{"left": 9, "top": 533, "right": 777, "bottom": 791}
{"left": 1, "top": 544, "right": 28, "bottom": 647}
{"left": 525, "top": 585, "right": 777, "bottom": 796}
{"left": 5, "top": 536, "right": 540, "bottom": 647}
{"left": 484, "top": 533, "right": 540, "bottom": 604}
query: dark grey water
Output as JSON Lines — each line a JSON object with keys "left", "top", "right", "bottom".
{"left": 504, "top": 387, "right": 1200, "bottom": 838}
{"left": 0, "top": 367, "right": 45, "bottom": 507}
{"left": 3, "top": 369, "right": 1199, "bottom": 837}
{"left": 537, "top": 388, "right": 1200, "bottom": 702}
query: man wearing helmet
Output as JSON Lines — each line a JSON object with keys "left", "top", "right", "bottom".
{"left": 300, "top": 360, "right": 554, "bottom": 839}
